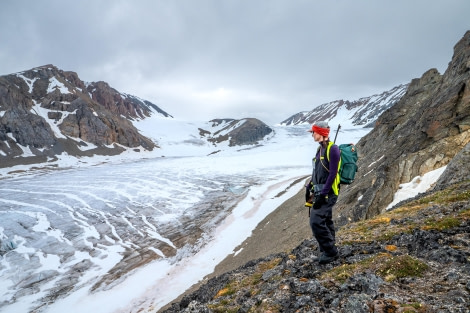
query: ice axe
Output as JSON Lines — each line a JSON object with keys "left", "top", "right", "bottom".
{"left": 333, "top": 124, "right": 341, "bottom": 143}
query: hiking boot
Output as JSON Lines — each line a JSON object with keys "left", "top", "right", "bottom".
{"left": 318, "top": 252, "right": 339, "bottom": 264}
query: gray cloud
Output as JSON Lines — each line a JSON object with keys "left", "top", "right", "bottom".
{"left": 1, "top": 0, "right": 469, "bottom": 124}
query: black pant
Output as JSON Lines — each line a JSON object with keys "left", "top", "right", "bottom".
{"left": 309, "top": 194, "right": 338, "bottom": 256}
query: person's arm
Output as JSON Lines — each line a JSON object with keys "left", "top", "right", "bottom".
{"left": 321, "top": 144, "right": 340, "bottom": 195}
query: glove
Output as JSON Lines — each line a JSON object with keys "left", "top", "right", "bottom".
{"left": 304, "top": 180, "right": 313, "bottom": 207}
{"left": 305, "top": 185, "right": 311, "bottom": 202}
{"left": 313, "top": 194, "right": 327, "bottom": 210}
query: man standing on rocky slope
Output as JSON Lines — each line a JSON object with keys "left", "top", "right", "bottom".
{"left": 307, "top": 121, "right": 341, "bottom": 264}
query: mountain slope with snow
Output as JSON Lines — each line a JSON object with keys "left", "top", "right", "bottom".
{"left": 280, "top": 83, "right": 408, "bottom": 128}
{"left": 0, "top": 65, "right": 275, "bottom": 175}
{"left": 0, "top": 65, "right": 163, "bottom": 167}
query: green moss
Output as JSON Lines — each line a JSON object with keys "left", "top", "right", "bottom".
{"left": 321, "top": 253, "right": 389, "bottom": 283}
{"left": 459, "top": 207, "right": 470, "bottom": 219}
{"left": 249, "top": 303, "right": 281, "bottom": 313}
{"left": 215, "top": 286, "right": 237, "bottom": 298}
{"left": 403, "top": 302, "right": 424, "bottom": 309}
{"left": 400, "top": 301, "right": 430, "bottom": 313}
{"left": 338, "top": 216, "right": 417, "bottom": 244}
{"left": 338, "top": 217, "right": 394, "bottom": 244}
{"left": 258, "top": 258, "right": 282, "bottom": 271}
{"left": 376, "top": 231, "right": 398, "bottom": 241}
{"left": 422, "top": 216, "right": 461, "bottom": 231}
{"left": 412, "top": 191, "right": 445, "bottom": 206}
{"left": 376, "top": 255, "right": 428, "bottom": 281}
{"left": 209, "top": 302, "right": 281, "bottom": 313}
{"left": 341, "top": 240, "right": 370, "bottom": 246}
{"left": 207, "top": 304, "right": 240, "bottom": 313}
{"left": 323, "top": 264, "right": 355, "bottom": 283}
{"left": 410, "top": 185, "right": 470, "bottom": 206}
{"left": 321, "top": 253, "right": 428, "bottom": 284}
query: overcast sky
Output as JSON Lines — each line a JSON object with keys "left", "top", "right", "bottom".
{"left": 1, "top": 1, "right": 469, "bottom": 124}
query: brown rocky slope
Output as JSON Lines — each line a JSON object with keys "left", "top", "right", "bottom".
{"left": 162, "top": 180, "right": 470, "bottom": 312}
{"left": 0, "top": 65, "right": 167, "bottom": 169}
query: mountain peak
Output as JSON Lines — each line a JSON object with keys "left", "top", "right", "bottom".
{"left": 280, "top": 83, "right": 409, "bottom": 128}
{"left": 34, "top": 64, "right": 57, "bottom": 70}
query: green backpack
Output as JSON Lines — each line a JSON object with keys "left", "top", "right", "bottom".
{"left": 330, "top": 125, "right": 359, "bottom": 184}
{"left": 337, "top": 143, "right": 358, "bottom": 184}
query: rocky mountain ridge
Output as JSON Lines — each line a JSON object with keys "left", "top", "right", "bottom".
{"left": 280, "top": 84, "right": 408, "bottom": 127}
{"left": 0, "top": 65, "right": 166, "bottom": 167}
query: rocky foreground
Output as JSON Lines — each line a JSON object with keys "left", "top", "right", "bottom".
{"left": 162, "top": 181, "right": 470, "bottom": 313}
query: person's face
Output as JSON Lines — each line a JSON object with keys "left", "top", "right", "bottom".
{"left": 311, "top": 132, "right": 323, "bottom": 142}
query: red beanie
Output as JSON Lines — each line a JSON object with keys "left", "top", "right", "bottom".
{"left": 311, "top": 124, "right": 330, "bottom": 137}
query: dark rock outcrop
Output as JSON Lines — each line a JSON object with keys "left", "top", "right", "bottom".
{"left": 334, "top": 31, "right": 470, "bottom": 225}
{"left": 201, "top": 118, "right": 273, "bottom": 147}
{"left": 435, "top": 141, "right": 470, "bottom": 190}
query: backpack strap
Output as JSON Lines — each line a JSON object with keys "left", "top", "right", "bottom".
{"left": 326, "top": 141, "right": 342, "bottom": 196}
{"left": 319, "top": 145, "right": 329, "bottom": 172}
{"left": 320, "top": 141, "right": 336, "bottom": 172}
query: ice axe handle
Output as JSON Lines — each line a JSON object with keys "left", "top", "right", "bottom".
{"left": 334, "top": 124, "right": 341, "bottom": 143}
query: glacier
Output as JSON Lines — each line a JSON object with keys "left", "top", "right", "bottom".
{"left": 0, "top": 118, "right": 371, "bottom": 313}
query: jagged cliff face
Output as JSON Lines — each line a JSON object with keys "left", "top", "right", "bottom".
{"left": 335, "top": 31, "right": 470, "bottom": 225}
{"left": 87, "top": 80, "right": 172, "bottom": 120}
{"left": 280, "top": 84, "right": 408, "bottom": 127}
{"left": 0, "top": 65, "right": 171, "bottom": 167}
